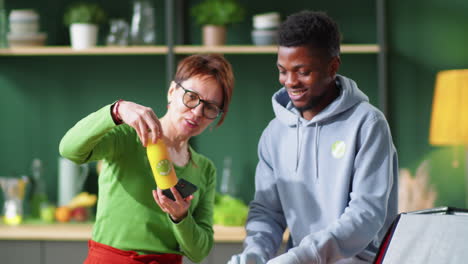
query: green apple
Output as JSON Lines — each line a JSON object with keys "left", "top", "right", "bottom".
{"left": 40, "top": 205, "right": 56, "bottom": 223}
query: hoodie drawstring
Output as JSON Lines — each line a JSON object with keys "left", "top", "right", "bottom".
{"left": 296, "top": 120, "right": 320, "bottom": 179}
{"left": 295, "top": 118, "right": 301, "bottom": 172}
{"left": 315, "top": 123, "right": 320, "bottom": 179}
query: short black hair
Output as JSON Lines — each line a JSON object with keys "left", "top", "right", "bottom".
{"left": 279, "top": 10, "right": 341, "bottom": 58}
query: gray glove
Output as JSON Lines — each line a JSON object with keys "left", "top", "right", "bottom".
{"left": 227, "top": 252, "right": 266, "bottom": 264}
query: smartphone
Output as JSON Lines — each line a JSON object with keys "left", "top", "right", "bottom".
{"left": 162, "top": 178, "right": 198, "bottom": 201}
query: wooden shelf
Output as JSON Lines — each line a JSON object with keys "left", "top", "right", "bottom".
{"left": 341, "top": 44, "right": 380, "bottom": 53}
{"left": 0, "top": 46, "right": 168, "bottom": 56}
{"left": 175, "top": 44, "right": 380, "bottom": 54}
{"left": 175, "top": 45, "right": 279, "bottom": 54}
{"left": 0, "top": 44, "right": 379, "bottom": 56}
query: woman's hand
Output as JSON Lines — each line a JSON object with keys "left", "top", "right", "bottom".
{"left": 152, "top": 187, "right": 194, "bottom": 222}
{"left": 117, "top": 101, "right": 163, "bottom": 146}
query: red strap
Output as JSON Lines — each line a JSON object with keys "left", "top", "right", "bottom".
{"left": 84, "top": 240, "right": 183, "bottom": 264}
{"left": 374, "top": 215, "right": 400, "bottom": 264}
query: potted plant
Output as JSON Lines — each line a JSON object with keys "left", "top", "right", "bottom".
{"left": 191, "top": 0, "right": 245, "bottom": 46}
{"left": 63, "top": 2, "right": 106, "bottom": 50}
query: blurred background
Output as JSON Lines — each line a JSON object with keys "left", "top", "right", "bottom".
{"left": 0, "top": 0, "right": 467, "bottom": 215}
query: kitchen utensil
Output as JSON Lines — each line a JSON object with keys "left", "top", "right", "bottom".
{"left": 0, "top": 176, "right": 28, "bottom": 225}
{"left": 29, "top": 158, "right": 48, "bottom": 219}
{"left": 58, "top": 157, "right": 89, "bottom": 207}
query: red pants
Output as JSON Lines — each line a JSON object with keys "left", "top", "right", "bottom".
{"left": 84, "top": 240, "right": 183, "bottom": 264}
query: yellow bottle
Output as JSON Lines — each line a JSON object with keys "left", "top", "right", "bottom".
{"left": 147, "top": 139, "right": 178, "bottom": 189}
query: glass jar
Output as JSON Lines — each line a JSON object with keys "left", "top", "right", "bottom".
{"left": 130, "top": 0, "right": 156, "bottom": 45}
{"left": 106, "top": 19, "right": 129, "bottom": 46}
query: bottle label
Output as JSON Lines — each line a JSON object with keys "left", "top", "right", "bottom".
{"left": 156, "top": 159, "right": 172, "bottom": 176}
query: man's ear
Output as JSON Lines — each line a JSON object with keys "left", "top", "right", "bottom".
{"left": 167, "top": 81, "right": 177, "bottom": 102}
{"left": 328, "top": 56, "right": 341, "bottom": 77}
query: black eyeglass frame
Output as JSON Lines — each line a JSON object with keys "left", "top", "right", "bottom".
{"left": 175, "top": 82, "right": 223, "bottom": 120}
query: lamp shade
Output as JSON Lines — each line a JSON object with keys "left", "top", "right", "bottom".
{"left": 429, "top": 69, "right": 468, "bottom": 145}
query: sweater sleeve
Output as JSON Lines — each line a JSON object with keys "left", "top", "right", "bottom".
{"left": 59, "top": 104, "right": 121, "bottom": 164}
{"left": 242, "top": 127, "right": 288, "bottom": 261}
{"left": 286, "top": 117, "right": 398, "bottom": 263}
{"left": 169, "top": 161, "right": 216, "bottom": 262}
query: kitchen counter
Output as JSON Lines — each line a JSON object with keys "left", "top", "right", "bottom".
{"left": 0, "top": 223, "right": 289, "bottom": 264}
{"left": 0, "top": 223, "right": 287, "bottom": 242}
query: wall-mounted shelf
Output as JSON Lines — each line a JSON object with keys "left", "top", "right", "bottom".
{"left": 0, "top": 44, "right": 379, "bottom": 56}
{"left": 0, "top": 46, "right": 168, "bottom": 56}
{"left": 175, "top": 44, "right": 379, "bottom": 54}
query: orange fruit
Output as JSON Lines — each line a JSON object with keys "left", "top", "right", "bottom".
{"left": 55, "top": 206, "right": 72, "bottom": 222}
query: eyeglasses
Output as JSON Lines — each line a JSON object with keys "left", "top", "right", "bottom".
{"left": 176, "top": 82, "right": 223, "bottom": 119}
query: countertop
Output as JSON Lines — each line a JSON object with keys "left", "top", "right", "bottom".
{"left": 0, "top": 223, "right": 287, "bottom": 242}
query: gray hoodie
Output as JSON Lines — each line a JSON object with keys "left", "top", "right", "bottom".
{"left": 243, "top": 75, "right": 398, "bottom": 263}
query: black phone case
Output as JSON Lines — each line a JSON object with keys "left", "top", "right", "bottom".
{"left": 162, "top": 178, "right": 198, "bottom": 201}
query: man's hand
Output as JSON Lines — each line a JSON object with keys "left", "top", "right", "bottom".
{"left": 152, "top": 187, "right": 193, "bottom": 222}
{"left": 227, "top": 253, "right": 266, "bottom": 264}
{"left": 118, "top": 101, "right": 163, "bottom": 146}
{"left": 266, "top": 253, "right": 298, "bottom": 264}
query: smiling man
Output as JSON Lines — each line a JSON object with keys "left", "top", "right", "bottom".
{"left": 228, "top": 11, "right": 398, "bottom": 264}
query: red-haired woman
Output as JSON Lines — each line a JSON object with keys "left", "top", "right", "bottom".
{"left": 60, "top": 54, "right": 234, "bottom": 264}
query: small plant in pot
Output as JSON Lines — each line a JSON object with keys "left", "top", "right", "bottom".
{"left": 64, "top": 2, "right": 106, "bottom": 50}
{"left": 191, "top": 0, "right": 245, "bottom": 46}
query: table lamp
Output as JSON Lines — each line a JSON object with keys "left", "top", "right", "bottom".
{"left": 429, "top": 69, "right": 468, "bottom": 206}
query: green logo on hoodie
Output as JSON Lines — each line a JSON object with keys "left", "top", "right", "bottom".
{"left": 332, "top": 141, "right": 346, "bottom": 159}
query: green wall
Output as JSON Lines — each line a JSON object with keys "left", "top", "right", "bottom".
{"left": 1, "top": 0, "right": 466, "bottom": 210}
{"left": 388, "top": 0, "right": 468, "bottom": 207}
{"left": 0, "top": 55, "right": 169, "bottom": 204}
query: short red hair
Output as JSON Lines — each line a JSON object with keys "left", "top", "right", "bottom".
{"left": 174, "top": 54, "right": 234, "bottom": 127}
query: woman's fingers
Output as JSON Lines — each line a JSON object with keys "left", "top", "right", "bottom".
{"left": 138, "top": 121, "right": 150, "bottom": 147}
{"left": 141, "top": 107, "right": 162, "bottom": 145}
{"left": 157, "top": 188, "right": 173, "bottom": 206}
{"left": 168, "top": 188, "right": 191, "bottom": 221}
{"left": 119, "top": 101, "right": 162, "bottom": 146}
{"left": 152, "top": 189, "right": 165, "bottom": 210}
{"left": 152, "top": 190, "right": 161, "bottom": 206}
{"left": 146, "top": 121, "right": 159, "bottom": 144}
{"left": 171, "top": 187, "right": 183, "bottom": 202}
{"left": 185, "top": 195, "right": 194, "bottom": 202}
{"left": 154, "top": 189, "right": 170, "bottom": 213}
{"left": 153, "top": 187, "right": 192, "bottom": 221}
{"left": 147, "top": 110, "right": 163, "bottom": 142}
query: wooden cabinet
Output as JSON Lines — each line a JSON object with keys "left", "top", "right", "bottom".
{"left": 0, "top": 239, "right": 288, "bottom": 264}
{"left": 0, "top": 223, "right": 286, "bottom": 264}
{"left": 0, "top": 240, "right": 249, "bottom": 264}
{"left": 42, "top": 241, "right": 89, "bottom": 264}
{"left": 0, "top": 240, "right": 41, "bottom": 263}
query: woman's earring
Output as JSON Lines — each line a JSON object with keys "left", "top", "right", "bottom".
{"left": 167, "top": 101, "right": 171, "bottom": 109}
